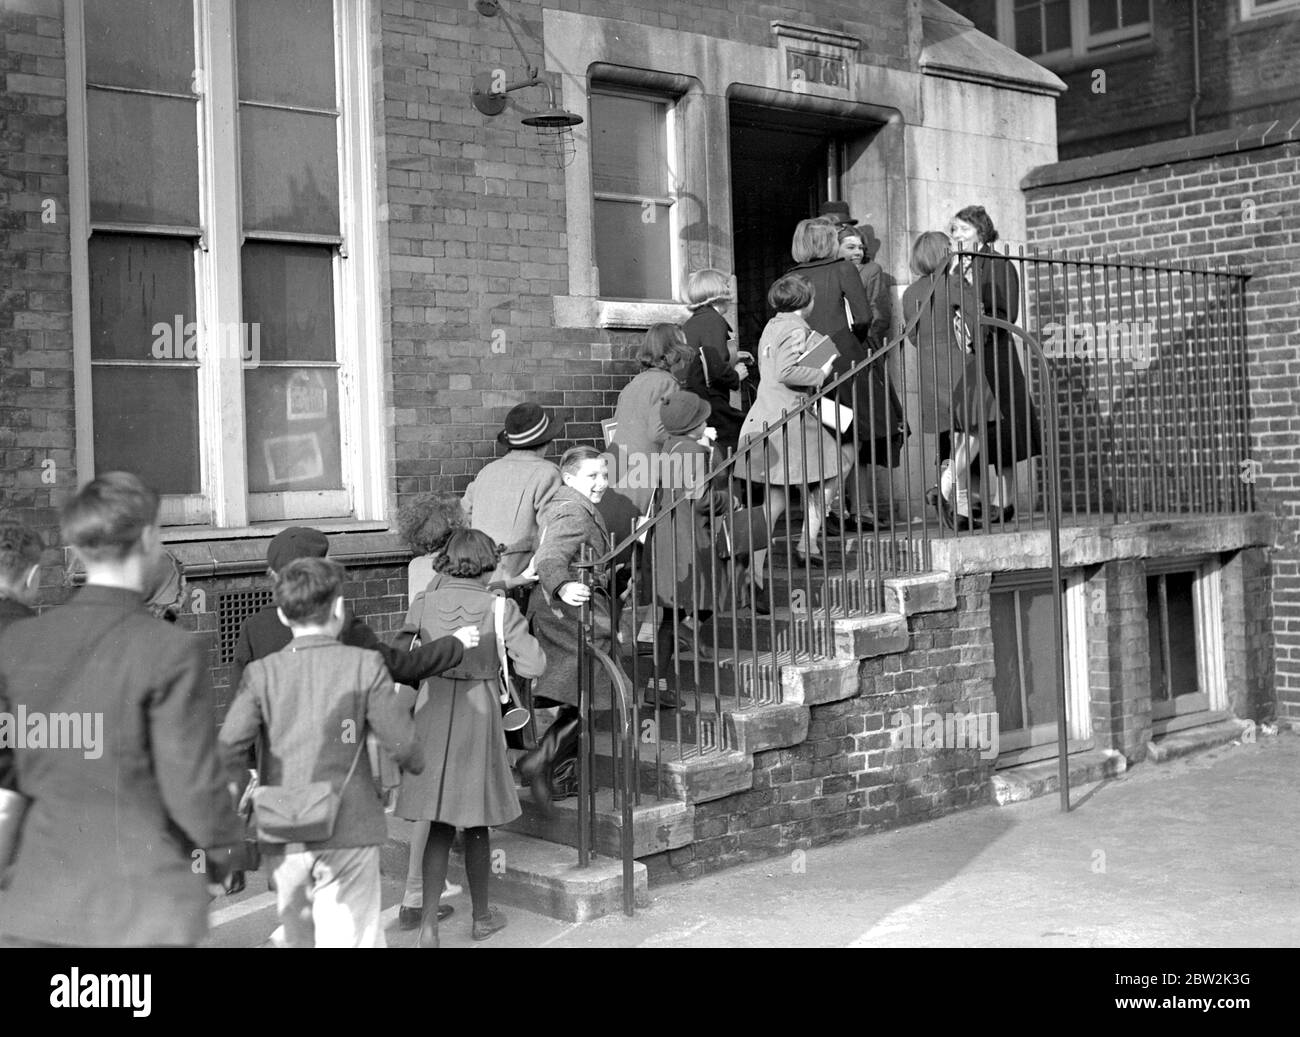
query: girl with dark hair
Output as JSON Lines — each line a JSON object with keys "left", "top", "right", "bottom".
{"left": 395, "top": 529, "right": 546, "bottom": 947}
{"left": 949, "top": 205, "right": 1043, "bottom": 521}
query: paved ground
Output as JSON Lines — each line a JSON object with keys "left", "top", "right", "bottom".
{"left": 207, "top": 731, "right": 1299, "bottom": 948}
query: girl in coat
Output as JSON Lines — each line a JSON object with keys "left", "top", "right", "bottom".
{"left": 645, "top": 391, "right": 736, "bottom": 705}
{"left": 902, "top": 230, "right": 997, "bottom": 530}
{"left": 396, "top": 529, "right": 546, "bottom": 948}
{"left": 519, "top": 446, "right": 617, "bottom": 808}
{"left": 679, "top": 269, "right": 750, "bottom": 458}
{"left": 788, "top": 218, "right": 907, "bottom": 530}
{"left": 949, "top": 205, "right": 1043, "bottom": 522}
{"left": 737, "top": 274, "right": 853, "bottom": 566}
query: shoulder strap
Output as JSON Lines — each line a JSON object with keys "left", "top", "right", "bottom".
{"left": 493, "top": 596, "right": 508, "bottom": 685}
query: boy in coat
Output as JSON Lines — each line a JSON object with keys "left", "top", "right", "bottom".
{"left": 219, "top": 557, "right": 468, "bottom": 947}
{"left": 0, "top": 473, "right": 244, "bottom": 947}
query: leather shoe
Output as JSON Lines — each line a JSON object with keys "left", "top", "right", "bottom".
{"left": 472, "top": 908, "right": 508, "bottom": 941}
{"left": 399, "top": 904, "right": 452, "bottom": 930}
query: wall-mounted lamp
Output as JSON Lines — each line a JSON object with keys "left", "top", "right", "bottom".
{"left": 469, "top": 0, "right": 582, "bottom": 166}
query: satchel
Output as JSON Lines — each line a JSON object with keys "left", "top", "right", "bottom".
{"left": 493, "top": 596, "right": 531, "bottom": 732}
{"left": 251, "top": 738, "right": 365, "bottom": 844}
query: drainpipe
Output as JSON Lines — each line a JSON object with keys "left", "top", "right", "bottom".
{"left": 1188, "top": 0, "right": 1202, "bottom": 136}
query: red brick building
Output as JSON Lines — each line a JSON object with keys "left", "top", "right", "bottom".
{"left": 0, "top": 0, "right": 1286, "bottom": 897}
{"left": 944, "top": 0, "right": 1300, "bottom": 158}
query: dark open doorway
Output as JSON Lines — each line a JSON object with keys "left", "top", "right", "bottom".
{"left": 728, "top": 100, "right": 867, "bottom": 350}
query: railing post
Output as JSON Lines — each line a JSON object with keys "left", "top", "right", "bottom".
{"left": 576, "top": 543, "right": 591, "bottom": 868}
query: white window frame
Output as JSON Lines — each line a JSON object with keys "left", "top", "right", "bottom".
{"left": 996, "top": 0, "right": 1152, "bottom": 64}
{"left": 991, "top": 569, "right": 1093, "bottom": 769}
{"left": 1145, "top": 557, "right": 1229, "bottom": 735}
{"left": 588, "top": 83, "right": 682, "bottom": 305}
{"left": 65, "top": 0, "right": 385, "bottom": 532}
{"left": 1241, "top": 0, "right": 1300, "bottom": 19}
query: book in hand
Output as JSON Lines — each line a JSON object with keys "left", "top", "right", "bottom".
{"left": 796, "top": 331, "right": 839, "bottom": 370}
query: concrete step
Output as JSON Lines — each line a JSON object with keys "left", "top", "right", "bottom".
{"left": 501, "top": 787, "right": 695, "bottom": 859}
{"left": 768, "top": 569, "right": 882, "bottom": 613}
{"left": 1146, "top": 718, "right": 1250, "bottom": 763}
{"left": 449, "top": 830, "right": 648, "bottom": 923}
{"left": 883, "top": 572, "right": 957, "bottom": 616}
{"left": 699, "top": 606, "right": 845, "bottom": 656}
{"left": 991, "top": 748, "right": 1127, "bottom": 806}
{"left": 593, "top": 736, "right": 753, "bottom": 805}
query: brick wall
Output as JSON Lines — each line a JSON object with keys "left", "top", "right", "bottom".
{"left": 944, "top": 0, "right": 1300, "bottom": 160}
{"left": 650, "top": 573, "right": 997, "bottom": 881}
{"left": 1023, "top": 124, "right": 1299, "bottom": 723}
{"left": 0, "top": 0, "right": 72, "bottom": 598}
{"left": 1085, "top": 559, "right": 1150, "bottom": 761}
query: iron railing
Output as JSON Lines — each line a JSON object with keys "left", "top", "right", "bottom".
{"left": 557, "top": 246, "right": 1251, "bottom": 882}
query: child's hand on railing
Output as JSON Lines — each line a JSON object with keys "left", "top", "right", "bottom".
{"left": 559, "top": 581, "right": 591, "bottom": 607}
{"left": 452, "top": 625, "right": 481, "bottom": 650}
{"left": 735, "top": 362, "right": 749, "bottom": 381}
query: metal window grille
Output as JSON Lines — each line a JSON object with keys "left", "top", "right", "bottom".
{"left": 217, "top": 589, "right": 274, "bottom": 663}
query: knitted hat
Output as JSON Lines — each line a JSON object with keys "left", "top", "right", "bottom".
{"left": 660, "top": 392, "right": 712, "bottom": 437}
{"left": 267, "top": 526, "right": 329, "bottom": 573}
{"left": 497, "top": 402, "right": 561, "bottom": 448}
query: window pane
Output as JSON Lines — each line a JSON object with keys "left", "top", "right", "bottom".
{"left": 991, "top": 591, "right": 1025, "bottom": 731}
{"left": 1019, "top": 585, "right": 1061, "bottom": 729}
{"left": 244, "top": 368, "right": 342, "bottom": 492}
{"left": 591, "top": 93, "right": 667, "bottom": 197}
{"left": 90, "top": 234, "right": 196, "bottom": 361}
{"left": 1089, "top": 0, "right": 1119, "bottom": 34}
{"left": 93, "top": 367, "right": 200, "bottom": 494}
{"left": 88, "top": 90, "right": 199, "bottom": 225}
{"left": 239, "top": 107, "right": 339, "bottom": 234}
{"left": 594, "top": 199, "right": 672, "bottom": 300}
{"left": 241, "top": 243, "right": 335, "bottom": 363}
{"left": 1120, "top": 0, "right": 1149, "bottom": 26}
{"left": 1046, "top": 0, "right": 1072, "bottom": 49}
{"left": 1014, "top": 5, "right": 1044, "bottom": 54}
{"left": 1165, "top": 572, "right": 1199, "bottom": 696}
{"left": 85, "top": 0, "right": 194, "bottom": 93}
{"left": 236, "top": 0, "right": 335, "bottom": 108}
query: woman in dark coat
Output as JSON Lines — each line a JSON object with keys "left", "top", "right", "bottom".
{"left": 901, "top": 231, "right": 996, "bottom": 529}
{"left": 519, "top": 446, "right": 618, "bottom": 808}
{"left": 788, "top": 218, "right": 907, "bottom": 528}
{"left": 949, "top": 205, "right": 1042, "bottom": 521}
{"left": 396, "top": 529, "right": 546, "bottom": 946}
{"left": 680, "top": 269, "right": 750, "bottom": 459}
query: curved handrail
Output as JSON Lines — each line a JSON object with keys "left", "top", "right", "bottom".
{"left": 576, "top": 636, "right": 638, "bottom": 915}
{"left": 576, "top": 271, "right": 944, "bottom": 571}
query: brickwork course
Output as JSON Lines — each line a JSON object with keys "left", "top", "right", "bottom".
{"left": 1022, "top": 123, "right": 1300, "bottom": 723}
{"left": 945, "top": 0, "right": 1300, "bottom": 160}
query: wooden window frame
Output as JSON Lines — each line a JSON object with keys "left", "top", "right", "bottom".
{"left": 1241, "top": 0, "right": 1300, "bottom": 21}
{"left": 1145, "top": 557, "right": 1228, "bottom": 735}
{"left": 996, "top": 0, "right": 1152, "bottom": 64}
{"left": 65, "top": 0, "right": 386, "bottom": 532}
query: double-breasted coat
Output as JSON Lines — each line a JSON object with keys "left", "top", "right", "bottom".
{"left": 395, "top": 577, "right": 544, "bottom": 828}
{"left": 902, "top": 271, "right": 997, "bottom": 436}
{"left": 607, "top": 368, "right": 682, "bottom": 515}
{"left": 528, "top": 486, "right": 617, "bottom": 710}
{"left": 737, "top": 311, "right": 854, "bottom": 487}
{"left": 0, "top": 585, "right": 243, "bottom": 947}
{"left": 958, "top": 249, "right": 1043, "bottom": 465}
{"left": 788, "top": 257, "right": 906, "bottom": 453}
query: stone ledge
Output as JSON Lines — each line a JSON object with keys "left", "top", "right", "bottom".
{"left": 726, "top": 702, "right": 810, "bottom": 755}
{"left": 502, "top": 789, "right": 695, "bottom": 859}
{"left": 1146, "top": 718, "right": 1252, "bottom": 763}
{"left": 780, "top": 657, "right": 861, "bottom": 706}
{"left": 833, "top": 613, "right": 910, "bottom": 659}
{"left": 1023, "top": 116, "right": 1300, "bottom": 190}
{"left": 991, "top": 749, "right": 1127, "bottom": 806}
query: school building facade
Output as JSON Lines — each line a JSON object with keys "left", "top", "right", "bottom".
{"left": 0, "top": 0, "right": 1291, "bottom": 896}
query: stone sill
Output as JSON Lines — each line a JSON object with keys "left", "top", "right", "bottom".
{"left": 1034, "top": 38, "right": 1156, "bottom": 76}
{"left": 931, "top": 512, "right": 1276, "bottom": 576}
{"left": 554, "top": 295, "right": 691, "bottom": 331}
{"left": 62, "top": 527, "right": 411, "bottom": 583}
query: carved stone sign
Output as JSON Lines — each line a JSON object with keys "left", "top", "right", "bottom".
{"left": 772, "top": 20, "right": 859, "bottom": 100}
